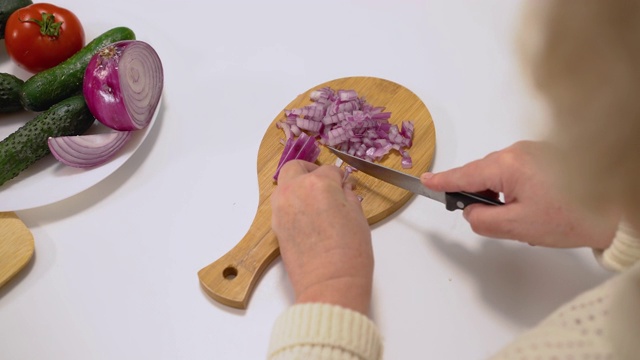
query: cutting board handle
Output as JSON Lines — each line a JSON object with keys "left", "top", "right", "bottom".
{"left": 198, "top": 202, "right": 279, "bottom": 309}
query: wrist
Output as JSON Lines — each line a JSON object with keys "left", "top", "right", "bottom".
{"left": 295, "top": 276, "right": 372, "bottom": 315}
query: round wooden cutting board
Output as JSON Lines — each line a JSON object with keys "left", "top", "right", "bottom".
{"left": 198, "top": 76, "right": 436, "bottom": 309}
{"left": 0, "top": 212, "right": 34, "bottom": 289}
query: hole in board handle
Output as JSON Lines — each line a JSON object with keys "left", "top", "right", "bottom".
{"left": 223, "top": 266, "right": 238, "bottom": 280}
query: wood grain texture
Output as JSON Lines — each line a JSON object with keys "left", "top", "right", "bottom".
{"left": 198, "top": 76, "right": 436, "bottom": 309}
{"left": 0, "top": 212, "right": 34, "bottom": 289}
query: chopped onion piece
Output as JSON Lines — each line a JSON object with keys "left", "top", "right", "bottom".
{"left": 48, "top": 131, "right": 133, "bottom": 168}
{"left": 338, "top": 89, "right": 358, "bottom": 102}
{"left": 401, "top": 150, "right": 413, "bottom": 169}
{"left": 296, "top": 117, "right": 322, "bottom": 133}
{"left": 276, "top": 122, "right": 292, "bottom": 140}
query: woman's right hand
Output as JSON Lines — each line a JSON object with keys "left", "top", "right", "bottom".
{"left": 421, "top": 141, "right": 618, "bottom": 249}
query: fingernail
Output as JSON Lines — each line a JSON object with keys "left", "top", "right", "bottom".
{"left": 421, "top": 172, "right": 434, "bottom": 181}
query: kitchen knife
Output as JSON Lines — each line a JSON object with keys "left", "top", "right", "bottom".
{"left": 329, "top": 147, "right": 504, "bottom": 211}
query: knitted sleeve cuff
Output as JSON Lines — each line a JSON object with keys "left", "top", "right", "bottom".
{"left": 593, "top": 222, "right": 640, "bottom": 272}
{"left": 268, "top": 303, "right": 383, "bottom": 360}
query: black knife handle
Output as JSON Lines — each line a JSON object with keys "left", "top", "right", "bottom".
{"left": 444, "top": 191, "right": 504, "bottom": 211}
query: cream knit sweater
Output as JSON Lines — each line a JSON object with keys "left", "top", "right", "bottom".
{"left": 267, "top": 224, "right": 640, "bottom": 360}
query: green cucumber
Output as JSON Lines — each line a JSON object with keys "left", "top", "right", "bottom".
{"left": 0, "top": 0, "right": 32, "bottom": 38}
{"left": 20, "top": 26, "right": 136, "bottom": 112}
{"left": 0, "top": 73, "right": 24, "bottom": 113}
{"left": 0, "top": 95, "right": 95, "bottom": 187}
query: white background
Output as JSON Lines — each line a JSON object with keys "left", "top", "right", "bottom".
{"left": 0, "top": 1, "right": 613, "bottom": 359}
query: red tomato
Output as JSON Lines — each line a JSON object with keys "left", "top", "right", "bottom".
{"left": 4, "top": 3, "right": 85, "bottom": 73}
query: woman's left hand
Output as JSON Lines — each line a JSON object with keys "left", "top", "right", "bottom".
{"left": 271, "top": 160, "right": 374, "bottom": 315}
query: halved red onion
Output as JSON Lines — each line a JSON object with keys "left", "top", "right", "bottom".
{"left": 83, "top": 40, "right": 163, "bottom": 131}
{"left": 48, "top": 131, "right": 133, "bottom": 168}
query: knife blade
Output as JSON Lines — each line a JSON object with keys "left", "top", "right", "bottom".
{"left": 329, "top": 147, "right": 504, "bottom": 211}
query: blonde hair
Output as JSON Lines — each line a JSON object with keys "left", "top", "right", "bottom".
{"left": 521, "top": 0, "right": 640, "bottom": 223}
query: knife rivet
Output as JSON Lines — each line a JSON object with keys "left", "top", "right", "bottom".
{"left": 457, "top": 201, "right": 464, "bottom": 209}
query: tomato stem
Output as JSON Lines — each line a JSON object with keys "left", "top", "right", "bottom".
{"left": 20, "top": 12, "right": 63, "bottom": 38}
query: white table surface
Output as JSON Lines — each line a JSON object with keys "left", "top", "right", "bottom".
{"left": 0, "top": 1, "right": 613, "bottom": 359}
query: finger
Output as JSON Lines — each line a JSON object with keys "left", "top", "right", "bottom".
{"left": 332, "top": 166, "right": 363, "bottom": 207}
{"left": 312, "top": 164, "right": 346, "bottom": 184}
{"left": 277, "top": 160, "right": 320, "bottom": 184}
{"left": 420, "top": 157, "right": 504, "bottom": 194}
{"left": 462, "top": 203, "right": 522, "bottom": 240}
{"left": 342, "top": 180, "right": 366, "bottom": 210}
{"left": 341, "top": 167, "right": 358, "bottom": 189}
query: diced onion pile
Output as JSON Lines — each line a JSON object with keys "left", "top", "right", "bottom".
{"left": 273, "top": 87, "right": 414, "bottom": 181}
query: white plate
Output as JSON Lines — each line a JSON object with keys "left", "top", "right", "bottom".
{"left": 0, "top": 98, "right": 161, "bottom": 211}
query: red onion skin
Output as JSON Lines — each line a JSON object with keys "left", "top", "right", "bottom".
{"left": 84, "top": 43, "right": 131, "bottom": 130}
{"left": 83, "top": 40, "right": 163, "bottom": 131}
